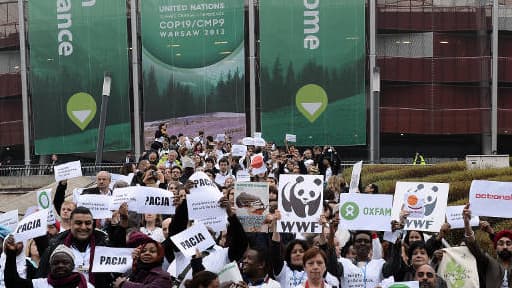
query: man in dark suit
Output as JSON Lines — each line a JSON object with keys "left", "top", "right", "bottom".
{"left": 82, "top": 170, "right": 112, "bottom": 195}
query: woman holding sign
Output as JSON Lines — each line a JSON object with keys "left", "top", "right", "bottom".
{"left": 113, "top": 237, "right": 171, "bottom": 288}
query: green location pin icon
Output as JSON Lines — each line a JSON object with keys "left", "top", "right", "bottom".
{"left": 66, "top": 92, "right": 97, "bottom": 130}
{"left": 295, "top": 84, "right": 328, "bottom": 123}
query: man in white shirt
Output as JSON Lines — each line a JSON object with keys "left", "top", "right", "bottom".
{"left": 242, "top": 246, "right": 281, "bottom": 288}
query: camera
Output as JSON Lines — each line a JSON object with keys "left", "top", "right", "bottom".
{"left": 151, "top": 170, "right": 158, "bottom": 179}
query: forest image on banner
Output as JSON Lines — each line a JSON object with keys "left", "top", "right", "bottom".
{"left": 141, "top": 0, "right": 246, "bottom": 147}
{"left": 259, "top": 0, "right": 366, "bottom": 146}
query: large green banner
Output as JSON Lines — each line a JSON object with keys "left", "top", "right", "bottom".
{"left": 141, "top": 0, "right": 245, "bottom": 146}
{"left": 29, "top": 0, "right": 131, "bottom": 155}
{"left": 259, "top": 0, "right": 366, "bottom": 146}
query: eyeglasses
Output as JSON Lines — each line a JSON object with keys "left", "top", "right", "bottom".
{"left": 416, "top": 272, "right": 435, "bottom": 279}
{"left": 355, "top": 238, "right": 371, "bottom": 244}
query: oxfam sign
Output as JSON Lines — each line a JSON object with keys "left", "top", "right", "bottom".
{"left": 338, "top": 194, "right": 393, "bottom": 231}
{"left": 142, "top": 0, "right": 244, "bottom": 68}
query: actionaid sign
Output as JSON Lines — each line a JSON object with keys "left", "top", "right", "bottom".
{"left": 469, "top": 180, "right": 512, "bottom": 218}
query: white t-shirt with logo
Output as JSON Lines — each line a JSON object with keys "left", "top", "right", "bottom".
{"left": 339, "top": 258, "right": 385, "bottom": 288}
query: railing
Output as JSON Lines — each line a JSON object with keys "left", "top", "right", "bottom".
{"left": 0, "top": 163, "right": 124, "bottom": 177}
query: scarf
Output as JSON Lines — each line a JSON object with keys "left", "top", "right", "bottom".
{"left": 63, "top": 232, "right": 96, "bottom": 285}
{"left": 47, "top": 272, "right": 88, "bottom": 288}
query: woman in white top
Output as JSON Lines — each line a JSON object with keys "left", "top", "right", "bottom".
{"left": 295, "top": 248, "right": 331, "bottom": 288}
{"left": 140, "top": 214, "right": 165, "bottom": 243}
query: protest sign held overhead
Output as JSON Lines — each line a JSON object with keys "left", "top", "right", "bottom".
{"left": 54, "top": 160, "right": 83, "bottom": 182}
{"left": 446, "top": 205, "right": 479, "bottom": 229}
{"left": 36, "top": 189, "right": 52, "bottom": 210}
{"left": 250, "top": 153, "right": 267, "bottom": 176}
{"left": 235, "top": 182, "right": 269, "bottom": 232}
{"left": 349, "top": 161, "right": 363, "bottom": 193}
{"left": 14, "top": 208, "right": 48, "bottom": 242}
{"left": 242, "top": 137, "right": 254, "bottom": 146}
{"left": 111, "top": 186, "right": 137, "bottom": 211}
{"left": 0, "top": 210, "right": 18, "bottom": 232}
{"left": 469, "top": 180, "right": 512, "bottom": 218}
{"left": 76, "top": 194, "right": 112, "bottom": 219}
{"left": 278, "top": 174, "right": 323, "bottom": 233}
{"left": 339, "top": 193, "right": 393, "bottom": 231}
{"left": 285, "top": 134, "right": 296, "bottom": 142}
{"left": 231, "top": 145, "right": 247, "bottom": 157}
{"left": 187, "top": 171, "right": 227, "bottom": 232}
{"left": 170, "top": 223, "right": 216, "bottom": 257}
{"left": 92, "top": 246, "right": 134, "bottom": 273}
{"left": 109, "top": 173, "right": 134, "bottom": 190}
{"left": 392, "top": 182, "right": 449, "bottom": 232}
{"left": 135, "top": 186, "right": 175, "bottom": 215}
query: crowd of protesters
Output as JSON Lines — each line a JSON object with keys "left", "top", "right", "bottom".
{"left": 0, "top": 124, "right": 510, "bottom": 288}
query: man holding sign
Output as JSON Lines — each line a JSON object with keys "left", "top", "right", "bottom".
{"left": 35, "top": 206, "right": 128, "bottom": 287}
{"left": 463, "top": 204, "right": 512, "bottom": 288}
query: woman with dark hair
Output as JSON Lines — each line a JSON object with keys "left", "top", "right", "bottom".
{"left": 113, "top": 238, "right": 171, "bottom": 288}
{"left": 184, "top": 271, "right": 219, "bottom": 288}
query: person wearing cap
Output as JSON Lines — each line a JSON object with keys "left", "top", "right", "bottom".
{"left": 463, "top": 203, "right": 512, "bottom": 287}
{"left": 4, "top": 237, "right": 93, "bottom": 288}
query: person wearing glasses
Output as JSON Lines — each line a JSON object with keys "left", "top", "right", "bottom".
{"left": 338, "top": 231, "right": 396, "bottom": 288}
{"left": 414, "top": 264, "right": 446, "bottom": 288}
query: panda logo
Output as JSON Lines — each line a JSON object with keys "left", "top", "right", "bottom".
{"left": 281, "top": 176, "right": 323, "bottom": 218}
{"left": 403, "top": 183, "right": 439, "bottom": 217}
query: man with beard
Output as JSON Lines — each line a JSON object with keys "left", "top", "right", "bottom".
{"left": 414, "top": 264, "right": 446, "bottom": 288}
{"left": 463, "top": 203, "right": 512, "bottom": 287}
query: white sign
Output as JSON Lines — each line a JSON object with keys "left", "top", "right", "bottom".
{"left": 446, "top": 205, "right": 479, "bottom": 229}
{"left": 236, "top": 170, "right": 251, "bottom": 182}
{"left": 14, "top": 208, "right": 48, "bottom": 242}
{"left": 187, "top": 172, "right": 227, "bottom": 232}
{"left": 0, "top": 210, "right": 18, "bottom": 232}
{"left": 54, "top": 160, "right": 82, "bottom": 182}
{"left": 170, "top": 223, "right": 216, "bottom": 257}
{"left": 391, "top": 182, "right": 449, "bottom": 232}
{"left": 242, "top": 137, "right": 254, "bottom": 146}
{"left": 216, "top": 134, "right": 226, "bottom": 142}
{"left": 231, "top": 145, "right": 247, "bottom": 157}
{"left": 285, "top": 134, "right": 297, "bottom": 142}
{"left": 253, "top": 137, "right": 266, "bottom": 147}
{"left": 469, "top": 180, "right": 512, "bottom": 218}
{"left": 218, "top": 261, "right": 243, "bottom": 284}
{"left": 339, "top": 193, "right": 393, "bottom": 231}
{"left": 91, "top": 246, "right": 134, "bottom": 273}
{"left": 349, "top": 161, "right": 363, "bottom": 193}
{"left": 72, "top": 188, "right": 84, "bottom": 203}
{"left": 135, "top": 186, "right": 175, "bottom": 215}
{"left": 109, "top": 173, "right": 134, "bottom": 190}
{"left": 36, "top": 189, "right": 52, "bottom": 210}
{"left": 77, "top": 194, "right": 113, "bottom": 219}
{"left": 253, "top": 132, "right": 262, "bottom": 138}
{"left": 278, "top": 174, "right": 323, "bottom": 233}
{"left": 111, "top": 187, "right": 137, "bottom": 211}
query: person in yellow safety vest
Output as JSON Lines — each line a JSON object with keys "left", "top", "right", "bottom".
{"left": 413, "top": 152, "right": 426, "bottom": 165}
